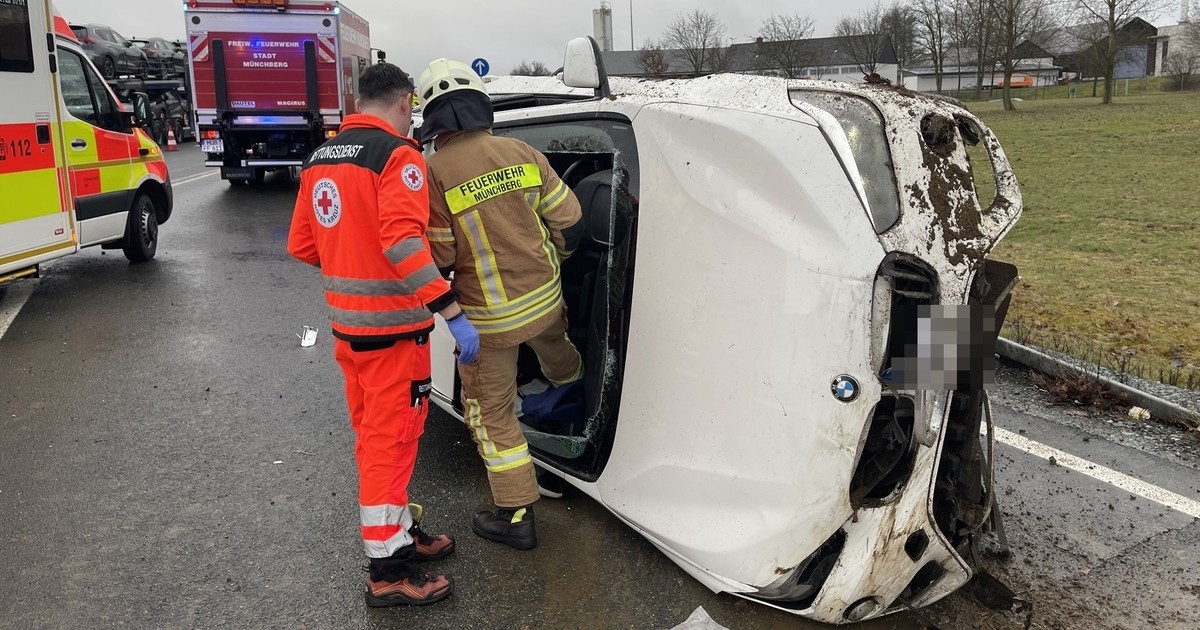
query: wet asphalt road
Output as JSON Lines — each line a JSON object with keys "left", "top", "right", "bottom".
{"left": 2, "top": 144, "right": 1199, "bottom": 629}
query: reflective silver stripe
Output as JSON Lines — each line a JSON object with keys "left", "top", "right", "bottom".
{"left": 460, "top": 276, "right": 560, "bottom": 320}
{"left": 360, "top": 503, "right": 415, "bottom": 558}
{"left": 524, "top": 191, "right": 540, "bottom": 209}
{"left": 466, "top": 291, "right": 563, "bottom": 334}
{"left": 384, "top": 237, "right": 427, "bottom": 265}
{"left": 323, "top": 276, "right": 416, "bottom": 297}
{"left": 405, "top": 263, "right": 442, "bottom": 293}
{"left": 360, "top": 503, "right": 414, "bottom": 527}
{"left": 461, "top": 211, "right": 505, "bottom": 305}
{"left": 428, "top": 226, "right": 454, "bottom": 243}
{"left": 323, "top": 269, "right": 441, "bottom": 298}
{"left": 538, "top": 181, "right": 569, "bottom": 215}
{"left": 483, "top": 444, "right": 533, "bottom": 472}
{"left": 363, "top": 530, "right": 414, "bottom": 558}
{"left": 332, "top": 306, "right": 432, "bottom": 328}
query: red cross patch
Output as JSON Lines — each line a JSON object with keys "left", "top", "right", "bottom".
{"left": 402, "top": 163, "right": 424, "bottom": 192}
{"left": 312, "top": 178, "right": 342, "bottom": 228}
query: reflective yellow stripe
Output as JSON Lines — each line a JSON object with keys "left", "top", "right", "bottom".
{"left": 460, "top": 211, "right": 507, "bottom": 306}
{"left": 466, "top": 398, "right": 497, "bottom": 457}
{"left": 537, "top": 180, "right": 569, "bottom": 216}
{"left": 460, "top": 274, "right": 561, "bottom": 320}
{"left": 483, "top": 444, "right": 533, "bottom": 473}
{"left": 444, "top": 163, "right": 542, "bottom": 214}
{"left": 428, "top": 226, "right": 454, "bottom": 243}
{"left": 463, "top": 289, "right": 563, "bottom": 335}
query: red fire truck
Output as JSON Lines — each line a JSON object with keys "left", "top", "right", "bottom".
{"left": 183, "top": 0, "right": 372, "bottom": 184}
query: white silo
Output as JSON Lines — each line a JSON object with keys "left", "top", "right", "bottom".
{"left": 593, "top": 2, "right": 614, "bottom": 52}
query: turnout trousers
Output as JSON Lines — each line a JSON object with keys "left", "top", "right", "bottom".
{"left": 334, "top": 336, "right": 432, "bottom": 558}
{"left": 459, "top": 315, "right": 583, "bottom": 508}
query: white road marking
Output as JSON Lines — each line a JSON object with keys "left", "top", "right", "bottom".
{"left": 0, "top": 280, "right": 37, "bottom": 341}
{"left": 173, "top": 171, "right": 218, "bottom": 186}
{"left": 995, "top": 426, "right": 1200, "bottom": 519}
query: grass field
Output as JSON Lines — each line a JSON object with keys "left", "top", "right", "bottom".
{"left": 965, "top": 83, "right": 1200, "bottom": 385}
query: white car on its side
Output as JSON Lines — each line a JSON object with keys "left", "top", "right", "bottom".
{"left": 427, "top": 37, "right": 1023, "bottom": 624}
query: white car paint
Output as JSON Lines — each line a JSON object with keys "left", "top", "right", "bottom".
{"left": 430, "top": 70, "right": 1022, "bottom": 624}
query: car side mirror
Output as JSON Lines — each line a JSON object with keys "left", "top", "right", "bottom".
{"left": 562, "top": 36, "right": 610, "bottom": 98}
{"left": 130, "top": 92, "right": 152, "bottom": 128}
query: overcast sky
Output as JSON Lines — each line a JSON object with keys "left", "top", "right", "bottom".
{"left": 56, "top": 0, "right": 1186, "bottom": 75}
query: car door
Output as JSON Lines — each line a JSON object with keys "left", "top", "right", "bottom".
{"left": 108, "top": 29, "right": 138, "bottom": 74}
{"left": 56, "top": 46, "right": 137, "bottom": 246}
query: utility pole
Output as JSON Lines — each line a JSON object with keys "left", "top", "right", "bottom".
{"left": 629, "top": 0, "right": 634, "bottom": 50}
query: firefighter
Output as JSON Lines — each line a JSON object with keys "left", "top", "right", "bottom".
{"left": 287, "top": 63, "right": 480, "bottom": 607}
{"left": 417, "top": 59, "right": 587, "bottom": 551}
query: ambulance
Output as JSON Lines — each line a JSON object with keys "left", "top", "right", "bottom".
{"left": 0, "top": 0, "right": 172, "bottom": 287}
{"left": 428, "top": 38, "right": 1024, "bottom": 624}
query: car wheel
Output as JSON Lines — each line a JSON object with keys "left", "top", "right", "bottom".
{"left": 122, "top": 193, "right": 159, "bottom": 262}
{"left": 102, "top": 56, "right": 116, "bottom": 79}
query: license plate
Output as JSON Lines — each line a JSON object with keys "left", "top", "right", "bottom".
{"left": 201, "top": 139, "right": 224, "bottom": 154}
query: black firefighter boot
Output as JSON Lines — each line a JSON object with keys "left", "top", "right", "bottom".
{"left": 472, "top": 504, "right": 537, "bottom": 550}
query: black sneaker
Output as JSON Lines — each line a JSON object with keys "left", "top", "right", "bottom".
{"left": 472, "top": 505, "right": 537, "bottom": 550}
{"left": 536, "top": 468, "right": 565, "bottom": 499}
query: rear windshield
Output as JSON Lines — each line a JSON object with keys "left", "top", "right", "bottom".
{"left": 132, "top": 41, "right": 148, "bottom": 47}
{"left": 70, "top": 25, "right": 87, "bottom": 37}
{"left": 0, "top": 0, "right": 36, "bottom": 73}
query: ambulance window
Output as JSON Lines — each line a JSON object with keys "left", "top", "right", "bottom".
{"left": 84, "top": 63, "right": 120, "bottom": 131}
{"left": 59, "top": 52, "right": 99, "bottom": 122}
{"left": 0, "top": 0, "right": 36, "bottom": 73}
{"left": 59, "top": 49, "right": 121, "bottom": 132}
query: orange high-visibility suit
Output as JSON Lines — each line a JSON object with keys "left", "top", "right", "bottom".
{"left": 289, "top": 113, "right": 456, "bottom": 559}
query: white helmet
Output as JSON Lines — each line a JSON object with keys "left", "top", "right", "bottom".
{"left": 417, "top": 59, "right": 488, "bottom": 108}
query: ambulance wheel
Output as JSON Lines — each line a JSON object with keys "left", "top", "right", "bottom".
{"left": 101, "top": 57, "right": 116, "bottom": 79}
{"left": 122, "top": 194, "right": 159, "bottom": 263}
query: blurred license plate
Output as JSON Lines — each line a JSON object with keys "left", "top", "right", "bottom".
{"left": 201, "top": 139, "right": 223, "bottom": 153}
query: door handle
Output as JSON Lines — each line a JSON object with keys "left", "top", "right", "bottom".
{"left": 71, "top": 139, "right": 88, "bottom": 149}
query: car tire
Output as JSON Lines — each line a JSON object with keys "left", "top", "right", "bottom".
{"left": 102, "top": 56, "right": 116, "bottom": 79}
{"left": 122, "top": 193, "right": 159, "bottom": 263}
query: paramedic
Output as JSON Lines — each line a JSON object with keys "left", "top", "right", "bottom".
{"left": 288, "top": 63, "right": 479, "bottom": 607}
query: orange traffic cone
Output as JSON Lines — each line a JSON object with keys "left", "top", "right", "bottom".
{"left": 166, "top": 125, "right": 178, "bottom": 152}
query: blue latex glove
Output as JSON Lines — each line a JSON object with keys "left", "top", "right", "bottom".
{"left": 445, "top": 313, "right": 480, "bottom": 365}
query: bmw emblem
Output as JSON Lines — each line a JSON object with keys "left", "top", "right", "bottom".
{"left": 831, "top": 375, "right": 860, "bottom": 403}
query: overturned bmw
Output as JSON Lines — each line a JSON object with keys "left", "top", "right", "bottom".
{"left": 426, "top": 38, "right": 1022, "bottom": 624}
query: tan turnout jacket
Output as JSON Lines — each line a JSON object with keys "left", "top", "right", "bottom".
{"left": 427, "top": 130, "right": 583, "bottom": 348}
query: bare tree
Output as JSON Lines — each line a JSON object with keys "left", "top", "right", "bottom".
{"left": 835, "top": 2, "right": 891, "bottom": 74}
{"left": 511, "top": 60, "right": 552, "bottom": 76}
{"left": 757, "top": 14, "right": 817, "bottom": 78}
{"left": 955, "top": 0, "right": 1003, "bottom": 99}
{"left": 637, "top": 39, "right": 671, "bottom": 77}
{"left": 882, "top": 3, "right": 920, "bottom": 72}
{"left": 1069, "top": 0, "right": 1169, "bottom": 104}
{"left": 991, "top": 0, "right": 1055, "bottom": 110}
{"left": 1162, "top": 50, "right": 1198, "bottom": 89}
{"left": 913, "top": 0, "right": 952, "bottom": 91}
{"left": 662, "top": 9, "right": 727, "bottom": 75}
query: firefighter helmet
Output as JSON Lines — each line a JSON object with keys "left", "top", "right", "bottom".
{"left": 417, "top": 59, "right": 488, "bottom": 108}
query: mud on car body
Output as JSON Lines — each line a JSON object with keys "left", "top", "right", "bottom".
{"left": 426, "top": 38, "right": 1023, "bottom": 625}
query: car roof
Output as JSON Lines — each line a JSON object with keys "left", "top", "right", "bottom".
{"left": 484, "top": 74, "right": 960, "bottom": 125}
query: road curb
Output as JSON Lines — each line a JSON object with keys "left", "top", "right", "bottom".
{"left": 997, "top": 338, "right": 1200, "bottom": 430}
